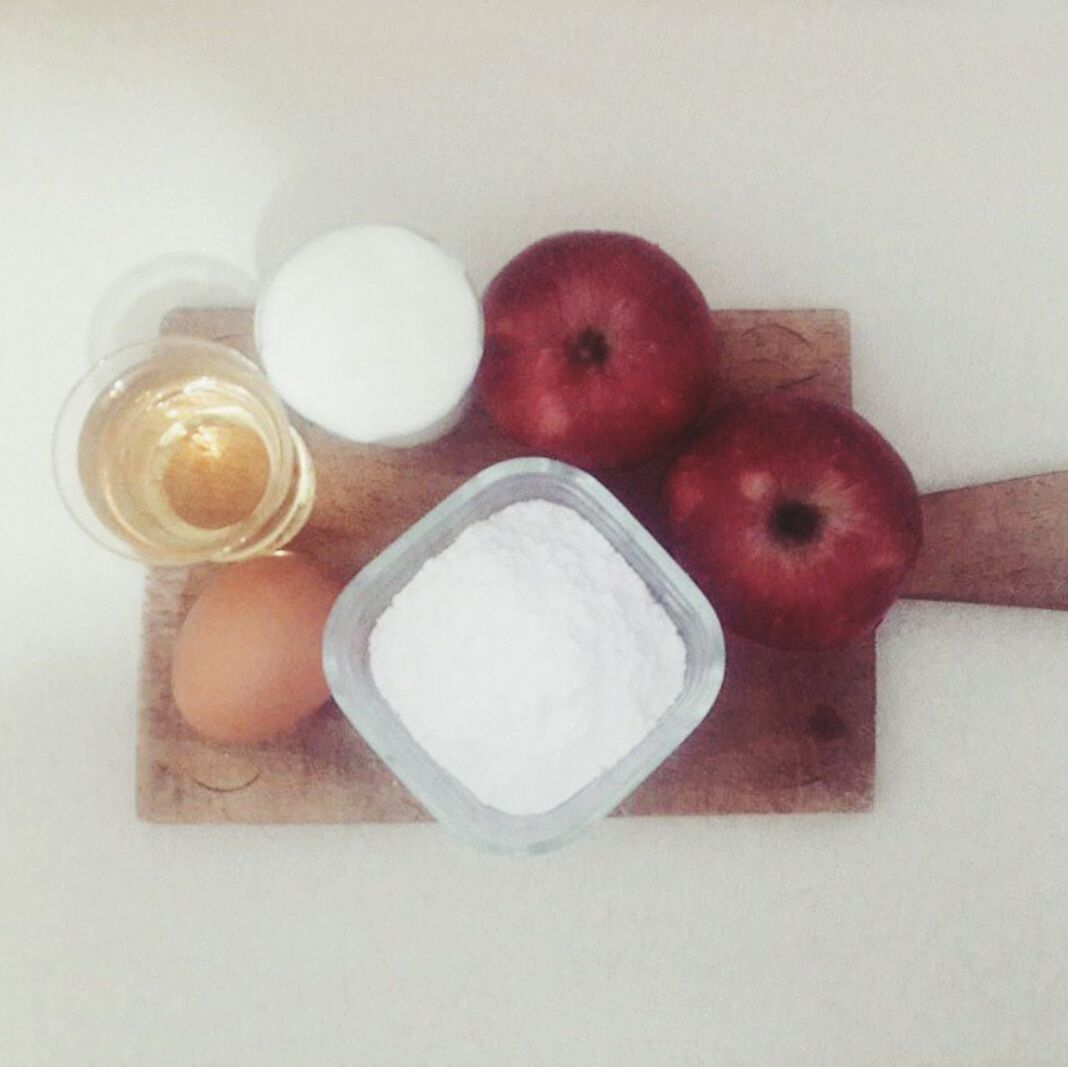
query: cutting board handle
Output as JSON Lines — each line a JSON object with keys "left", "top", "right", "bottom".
{"left": 903, "top": 472, "right": 1068, "bottom": 610}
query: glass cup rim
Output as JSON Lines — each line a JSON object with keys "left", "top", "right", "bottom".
{"left": 52, "top": 334, "right": 297, "bottom": 565}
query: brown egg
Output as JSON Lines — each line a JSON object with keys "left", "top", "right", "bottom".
{"left": 172, "top": 553, "right": 343, "bottom": 744}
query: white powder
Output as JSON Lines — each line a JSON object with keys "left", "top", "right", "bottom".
{"left": 368, "top": 500, "right": 687, "bottom": 815}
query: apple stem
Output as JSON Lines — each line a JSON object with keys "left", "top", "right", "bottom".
{"left": 769, "top": 500, "right": 822, "bottom": 546}
{"left": 570, "top": 327, "right": 610, "bottom": 367}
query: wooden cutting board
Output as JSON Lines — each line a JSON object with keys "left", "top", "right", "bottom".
{"left": 140, "top": 306, "right": 1068, "bottom": 824}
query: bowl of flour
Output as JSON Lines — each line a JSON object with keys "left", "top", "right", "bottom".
{"left": 323, "top": 457, "right": 726, "bottom": 853}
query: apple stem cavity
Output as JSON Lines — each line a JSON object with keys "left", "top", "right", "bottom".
{"left": 769, "top": 499, "right": 822, "bottom": 547}
{"left": 569, "top": 327, "right": 610, "bottom": 367}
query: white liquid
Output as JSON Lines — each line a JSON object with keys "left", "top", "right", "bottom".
{"left": 255, "top": 225, "right": 483, "bottom": 445}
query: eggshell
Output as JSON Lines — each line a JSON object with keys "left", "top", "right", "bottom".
{"left": 172, "top": 553, "right": 342, "bottom": 744}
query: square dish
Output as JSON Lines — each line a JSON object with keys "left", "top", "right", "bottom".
{"left": 322, "top": 456, "right": 726, "bottom": 853}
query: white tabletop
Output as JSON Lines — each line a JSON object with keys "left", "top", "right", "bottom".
{"left": 3, "top": 4, "right": 1068, "bottom": 1064}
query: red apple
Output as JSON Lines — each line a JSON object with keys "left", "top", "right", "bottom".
{"left": 665, "top": 395, "right": 923, "bottom": 649}
{"left": 477, "top": 231, "right": 715, "bottom": 469}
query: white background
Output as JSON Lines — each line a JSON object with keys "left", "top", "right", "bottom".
{"left": 3, "top": 3, "right": 1068, "bottom": 1064}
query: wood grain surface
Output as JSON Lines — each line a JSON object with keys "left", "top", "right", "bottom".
{"left": 902, "top": 472, "right": 1068, "bottom": 609}
{"left": 139, "top": 307, "right": 876, "bottom": 823}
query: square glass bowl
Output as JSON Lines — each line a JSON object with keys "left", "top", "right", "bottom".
{"left": 322, "top": 457, "right": 726, "bottom": 853}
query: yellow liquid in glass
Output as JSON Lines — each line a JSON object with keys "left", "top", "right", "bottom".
{"left": 77, "top": 344, "right": 313, "bottom": 564}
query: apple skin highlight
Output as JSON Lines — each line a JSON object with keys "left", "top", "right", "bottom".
{"left": 477, "top": 231, "right": 716, "bottom": 470}
{"left": 665, "top": 395, "right": 923, "bottom": 650}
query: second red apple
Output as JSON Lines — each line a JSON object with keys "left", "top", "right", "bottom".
{"left": 477, "top": 231, "right": 715, "bottom": 469}
{"left": 665, "top": 395, "right": 923, "bottom": 650}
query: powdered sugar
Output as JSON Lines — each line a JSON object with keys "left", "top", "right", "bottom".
{"left": 368, "top": 499, "right": 687, "bottom": 815}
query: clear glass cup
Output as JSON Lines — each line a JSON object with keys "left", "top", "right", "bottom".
{"left": 53, "top": 335, "right": 315, "bottom": 566}
{"left": 323, "top": 457, "right": 727, "bottom": 854}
